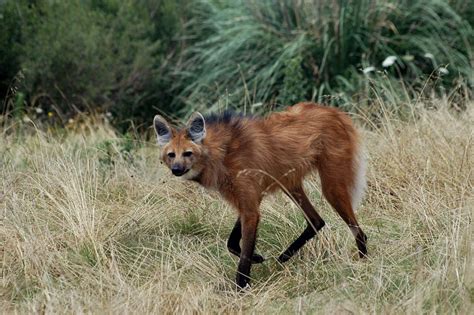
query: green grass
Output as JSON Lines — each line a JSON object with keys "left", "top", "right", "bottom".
{"left": 1, "top": 97, "right": 472, "bottom": 313}
{"left": 1, "top": 0, "right": 472, "bottom": 127}
{"left": 177, "top": 0, "right": 473, "bottom": 113}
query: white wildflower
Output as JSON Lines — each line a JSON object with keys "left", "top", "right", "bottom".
{"left": 424, "top": 53, "right": 434, "bottom": 59}
{"left": 106, "top": 112, "right": 113, "bottom": 118}
{"left": 382, "top": 56, "right": 397, "bottom": 67}
{"left": 35, "top": 107, "right": 43, "bottom": 114}
{"left": 362, "top": 66, "right": 376, "bottom": 74}
{"left": 68, "top": 118, "right": 74, "bottom": 124}
{"left": 438, "top": 67, "right": 449, "bottom": 75}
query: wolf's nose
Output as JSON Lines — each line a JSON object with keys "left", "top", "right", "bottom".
{"left": 172, "top": 166, "right": 185, "bottom": 176}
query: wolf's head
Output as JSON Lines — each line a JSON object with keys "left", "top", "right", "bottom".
{"left": 153, "top": 112, "right": 206, "bottom": 179}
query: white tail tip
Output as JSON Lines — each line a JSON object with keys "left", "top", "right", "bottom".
{"left": 351, "top": 146, "right": 367, "bottom": 211}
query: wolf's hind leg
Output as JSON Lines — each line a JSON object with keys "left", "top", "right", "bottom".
{"left": 319, "top": 159, "right": 368, "bottom": 258}
{"left": 278, "top": 185, "right": 325, "bottom": 263}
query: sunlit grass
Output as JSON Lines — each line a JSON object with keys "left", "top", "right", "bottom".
{"left": 1, "top": 99, "right": 473, "bottom": 313}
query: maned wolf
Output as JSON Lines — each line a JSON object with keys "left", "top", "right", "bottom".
{"left": 153, "top": 102, "right": 367, "bottom": 289}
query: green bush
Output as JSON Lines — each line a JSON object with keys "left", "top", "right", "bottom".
{"left": 0, "top": 1, "right": 24, "bottom": 102}
{"left": 176, "top": 0, "right": 473, "bottom": 113}
{"left": 0, "top": 0, "right": 472, "bottom": 129}
{"left": 1, "top": 0, "right": 189, "bottom": 130}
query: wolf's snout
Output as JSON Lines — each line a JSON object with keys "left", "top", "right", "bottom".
{"left": 171, "top": 165, "right": 187, "bottom": 176}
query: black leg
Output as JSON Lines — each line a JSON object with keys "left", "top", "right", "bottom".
{"left": 278, "top": 186, "right": 325, "bottom": 263}
{"left": 227, "top": 218, "right": 264, "bottom": 264}
{"left": 355, "top": 229, "right": 368, "bottom": 258}
{"left": 236, "top": 213, "right": 260, "bottom": 289}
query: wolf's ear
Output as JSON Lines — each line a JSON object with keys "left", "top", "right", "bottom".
{"left": 186, "top": 112, "right": 206, "bottom": 143}
{"left": 153, "top": 115, "right": 172, "bottom": 146}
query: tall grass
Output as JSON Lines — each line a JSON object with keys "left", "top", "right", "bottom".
{"left": 178, "top": 0, "right": 473, "bottom": 113}
{"left": 1, "top": 97, "right": 472, "bottom": 313}
{"left": 1, "top": 0, "right": 472, "bottom": 127}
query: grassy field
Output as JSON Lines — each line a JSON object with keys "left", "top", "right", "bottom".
{"left": 1, "top": 100, "right": 473, "bottom": 313}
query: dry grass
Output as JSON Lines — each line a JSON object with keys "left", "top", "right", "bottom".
{"left": 1, "top": 100, "right": 473, "bottom": 314}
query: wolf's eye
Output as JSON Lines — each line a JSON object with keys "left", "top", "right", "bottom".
{"left": 183, "top": 151, "right": 193, "bottom": 157}
{"left": 167, "top": 152, "right": 176, "bottom": 158}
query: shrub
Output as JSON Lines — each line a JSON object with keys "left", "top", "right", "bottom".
{"left": 1, "top": 0, "right": 189, "bottom": 131}
{"left": 176, "top": 0, "right": 473, "bottom": 113}
{"left": 1, "top": 0, "right": 472, "bottom": 128}
{"left": 0, "top": 1, "right": 25, "bottom": 102}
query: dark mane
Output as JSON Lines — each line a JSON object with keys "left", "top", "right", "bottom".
{"left": 204, "top": 110, "right": 252, "bottom": 126}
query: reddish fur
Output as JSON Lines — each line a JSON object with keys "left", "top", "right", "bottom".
{"left": 170, "top": 103, "right": 360, "bottom": 210}
{"left": 156, "top": 102, "right": 367, "bottom": 288}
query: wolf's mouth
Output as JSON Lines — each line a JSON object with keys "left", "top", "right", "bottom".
{"left": 172, "top": 169, "right": 190, "bottom": 177}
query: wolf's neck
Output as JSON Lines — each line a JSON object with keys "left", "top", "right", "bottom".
{"left": 197, "top": 131, "right": 232, "bottom": 189}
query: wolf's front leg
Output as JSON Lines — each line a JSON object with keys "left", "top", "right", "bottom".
{"left": 227, "top": 217, "right": 265, "bottom": 264}
{"left": 235, "top": 211, "right": 260, "bottom": 289}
